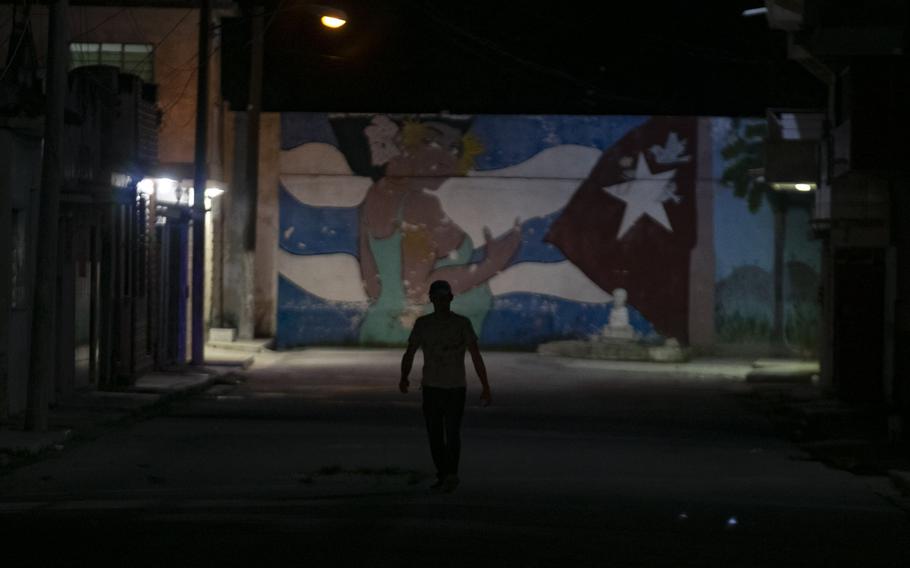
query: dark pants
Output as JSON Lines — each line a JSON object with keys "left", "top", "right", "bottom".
{"left": 421, "top": 386, "right": 467, "bottom": 479}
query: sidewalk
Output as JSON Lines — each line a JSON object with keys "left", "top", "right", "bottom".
{"left": 0, "top": 365, "right": 240, "bottom": 467}
{"left": 741, "top": 368, "right": 910, "bottom": 502}
{"left": 550, "top": 351, "right": 909, "bottom": 499}
{"left": 545, "top": 353, "right": 819, "bottom": 382}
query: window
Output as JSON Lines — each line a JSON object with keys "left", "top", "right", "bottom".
{"left": 69, "top": 42, "right": 154, "bottom": 83}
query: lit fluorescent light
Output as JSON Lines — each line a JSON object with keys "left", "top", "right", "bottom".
{"left": 771, "top": 182, "right": 817, "bottom": 192}
{"left": 155, "top": 178, "right": 182, "bottom": 204}
{"left": 137, "top": 178, "right": 155, "bottom": 196}
{"left": 141, "top": 177, "right": 225, "bottom": 207}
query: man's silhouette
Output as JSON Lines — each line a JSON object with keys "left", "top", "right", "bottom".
{"left": 400, "top": 280, "right": 492, "bottom": 493}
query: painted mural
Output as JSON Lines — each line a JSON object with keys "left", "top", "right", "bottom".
{"left": 713, "top": 118, "right": 821, "bottom": 355}
{"left": 275, "top": 113, "right": 707, "bottom": 349}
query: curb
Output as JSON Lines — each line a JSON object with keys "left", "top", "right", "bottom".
{"left": 746, "top": 370, "right": 817, "bottom": 384}
{"left": 128, "top": 370, "right": 240, "bottom": 413}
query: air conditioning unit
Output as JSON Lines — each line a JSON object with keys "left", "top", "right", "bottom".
{"left": 765, "top": 0, "right": 805, "bottom": 31}
{"left": 764, "top": 109, "right": 823, "bottom": 191}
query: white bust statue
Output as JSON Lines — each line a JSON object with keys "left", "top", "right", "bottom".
{"left": 601, "top": 288, "right": 637, "bottom": 341}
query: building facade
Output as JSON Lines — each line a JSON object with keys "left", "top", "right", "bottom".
{"left": 0, "top": 3, "right": 229, "bottom": 419}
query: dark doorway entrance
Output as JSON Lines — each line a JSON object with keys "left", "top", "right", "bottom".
{"left": 833, "top": 247, "right": 885, "bottom": 402}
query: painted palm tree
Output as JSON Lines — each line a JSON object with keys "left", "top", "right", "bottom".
{"left": 720, "top": 118, "right": 788, "bottom": 350}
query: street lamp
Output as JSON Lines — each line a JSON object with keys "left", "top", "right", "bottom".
{"left": 310, "top": 5, "right": 348, "bottom": 29}
{"left": 321, "top": 14, "right": 346, "bottom": 28}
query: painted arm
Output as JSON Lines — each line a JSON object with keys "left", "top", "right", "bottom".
{"left": 403, "top": 192, "right": 522, "bottom": 299}
{"left": 429, "top": 223, "right": 521, "bottom": 295}
{"left": 468, "top": 341, "right": 492, "bottom": 406}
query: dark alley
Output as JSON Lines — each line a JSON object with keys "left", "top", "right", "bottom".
{"left": 2, "top": 1, "right": 910, "bottom": 566}
{"left": 1, "top": 351, "right": 908, "bottom": 566}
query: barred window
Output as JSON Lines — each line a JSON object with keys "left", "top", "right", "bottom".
{"left": 69, "top": 42, "right": 154, "bottom": 83}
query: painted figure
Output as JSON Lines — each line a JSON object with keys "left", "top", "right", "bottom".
{"left": 400, "top": 280, "right": 491, "bottom": 493}
{"left": 358, "top": 117, "right": 522, "bottom": 344}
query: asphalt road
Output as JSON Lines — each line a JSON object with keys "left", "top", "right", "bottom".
{"left": 1, "top": 350, "right": 908, "bottom": 567}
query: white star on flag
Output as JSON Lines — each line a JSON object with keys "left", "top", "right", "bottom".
{"left": 603, "top": 153, "right": 678, "bottom": 239}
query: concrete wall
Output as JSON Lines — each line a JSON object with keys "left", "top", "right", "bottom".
{"left": 0, "top": 121, "right": 44, "bottom": 417}
{"left": 219, "top": 110, "right": 279, "bottom": 338}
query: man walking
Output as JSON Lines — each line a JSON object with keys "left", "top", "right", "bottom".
{"left": 400, "top": 280, "right": 492, "bottom": 493}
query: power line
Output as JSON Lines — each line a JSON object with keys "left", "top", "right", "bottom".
{"left": 159, "top": 42, "right": 221, "bottom": 125}
{"left": 162, "top": 4, "right": 283, "bottom": 125}
{"left": 0, "top": 1, "right": 30, "bottom": 55}
{"left": 263, "top": 0, "right": 289, "bottom": 35}
{"left": 0, "top": 4, "right": 32, "bottom": 85}
{"left": 69, "top": 7, "right": 128, "bottom": 42}
{"left": 124, "top": 8, "right": 194, "bottom": 76}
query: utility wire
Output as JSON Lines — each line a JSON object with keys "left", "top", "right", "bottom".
{"left": 124, "top": 8, "right": 194, "bottom": 76}
{"left": 159, "top": 43, "right": 221, "bottom": 122}
{"left": 68, "top": 7, "right": 128, "bottom": 42}
{"left": 0, "top": 3, "right": 32, "bottom": 85}
{"left": 0, "top": 1, "right": 29, "bottom": 56}
{"left": 163, "top": 2, "right": 283, "bottom": 126}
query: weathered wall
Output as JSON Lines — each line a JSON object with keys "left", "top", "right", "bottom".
{"left": 0, "top": 122, "right": 44, "bottom": 416}
{"left": 275, "top": 113, "right": 711, "bottom": 349}
{"left": 220, "top": 110, "right": 280, "bottom": 338}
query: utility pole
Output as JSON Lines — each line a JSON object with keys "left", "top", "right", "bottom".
{"left": 191, "top": 0, "right": 211, "bottom": 366}
{"left": 236, "top": 2, "right": 264, "bottom": 339}
{"left": 0, "top": 137, "right": 9, "bottom": 428}
{"left": 225, "top": 2, "right": 262, "bottom": 340}
{"left": 26, "top": 0, "right": 67, "bottom": 431}
{"left": 246, "top": 2, "right": 263, "bottom": 254}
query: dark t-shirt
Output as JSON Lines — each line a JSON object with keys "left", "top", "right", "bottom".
{"left": 407, "top": 312, "right": 478, "bottom": 388}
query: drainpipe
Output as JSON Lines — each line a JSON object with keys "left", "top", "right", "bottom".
{"left": 191, "top": 0, "right": 211, "bottom": 366}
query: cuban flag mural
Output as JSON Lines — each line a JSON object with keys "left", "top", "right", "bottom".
{"left": 276, "top": 113, "right": 697, "bottom": 349}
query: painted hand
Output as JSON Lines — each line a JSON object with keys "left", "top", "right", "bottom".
{"left": 483, "top": 219, "right": 522, "bottom": 267}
